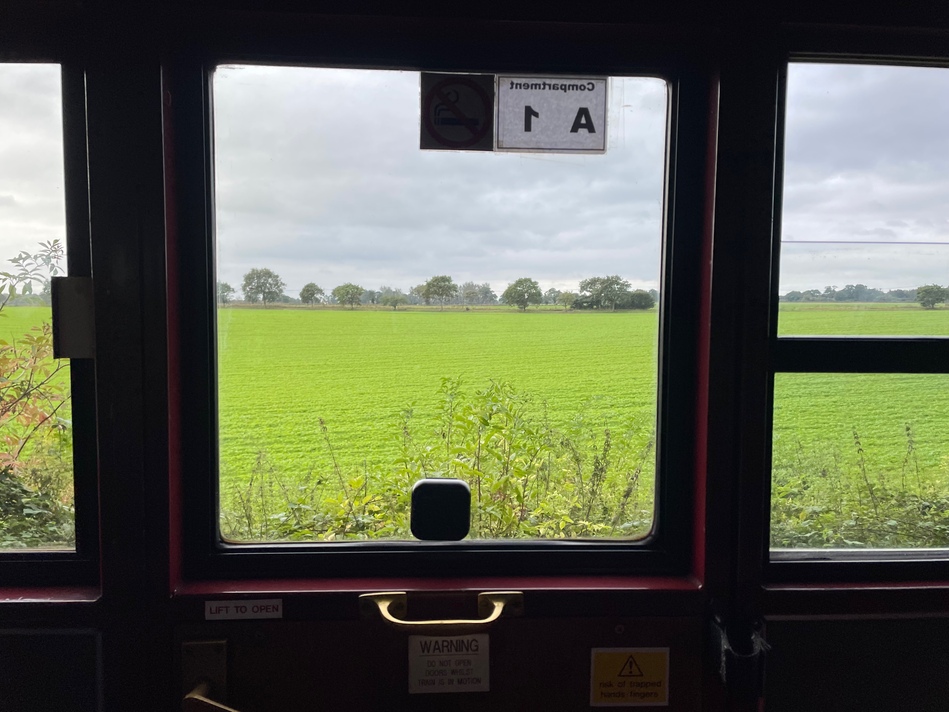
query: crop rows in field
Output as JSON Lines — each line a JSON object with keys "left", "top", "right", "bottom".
{"left": 217, "top": 303, "right": 949, "bottom": 545}
{"left": 6, "top": 303, "right": 948, "bottom": 546}
{"left": 217, "top": 308, "right": 659, "bottom": 484}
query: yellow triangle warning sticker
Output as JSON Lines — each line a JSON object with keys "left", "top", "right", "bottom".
{"left": 591, "top": 648, "right": 669, "bottom": 707}
{"left": 618, "top": 655, "right": 644, "bottom": 677}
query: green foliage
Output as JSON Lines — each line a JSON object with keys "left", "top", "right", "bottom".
{"left": 380, "top": 292, "right": 408, "bottom": 310}
{"left": 220, "top": 378, "right": 655, "bottom": 541}
{"left": 0, "top": 322, "right": 69, "bottom": 470}
{"left": 422, "top": 275, "right": 458, "bottom": 309}
{"left": 217, "top": 281, "right": 235, "bottom": 306}
{"left": 0, "top": 239, "right": 64, "bottom": 304}
{"left": 0, "top": 242, "right": 74, "bottom": 548}
{"left": 916, "top": 284, "right": 947, "bottom": 309}
{"left": 771, "top": 425, "right": 949, "bottom": 548}
{"left": 501, "top": 278, "right": 543, "bottom": 311}
{"left": 621, "top": 289, "right": 656, "bottom": 310}
{"left": 458, "top": 282, "right": 496, "bottom": 306}
{"left": 577, "top": 275, "right": 631, "bottom": 311}
{"left": 332, "top": 282, "right": 364, "bottom": 308}
{"left": 212, "top": 304, "right": 949, "bottom": 548}
{"left": 299, "top": 282, "right": 324, "bottom": 305}
{"left": 557, "top": 291, "right": 577, "bottom": 311}
{"left": 0, "top": 464, "right": 74, "bottom": 548}
{"left": 242, "top": 267, "right": 286, "bottom": 305}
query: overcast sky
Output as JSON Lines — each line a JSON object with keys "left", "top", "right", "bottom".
{"left": 212, "top": 67, "right": 666, "bottom": 296}
{"left": 0, "top": 65, "right": 65, "bottom": 269}
{"left": 1, "top": 62, "right": 948, "bottom": 296}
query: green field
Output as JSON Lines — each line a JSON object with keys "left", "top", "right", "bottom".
{"left": 217, "top": 307, "right": 658, "bottom": 483}
{"left": 217, "top": 306, "right": 659, "bottom": 540}
{"left": 4, "top": 303, "right": 949, "bottom": 547}
{"left": 778, "top": 302, "right": 949, "bottom": 336}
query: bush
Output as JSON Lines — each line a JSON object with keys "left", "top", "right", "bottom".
{"left": 220, "top": 378, "right": 656, "bottom": 542}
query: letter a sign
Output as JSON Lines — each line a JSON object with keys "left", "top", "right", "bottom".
{"left": 496, "top": 76, "right": 607, "bottom": 153}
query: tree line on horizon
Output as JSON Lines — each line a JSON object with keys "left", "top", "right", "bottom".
{"left": 779, "top": 283, "right": 949, "bottom": 309}
{"left": 219, "top": 269, "right": 659, "bottom": 311}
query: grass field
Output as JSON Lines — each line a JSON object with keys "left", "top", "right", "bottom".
{"left": 778, "top": 302, "right": 949, "bottom": 336}
{"left": 217, "top": 307, "right": 658, "bottom": 483}
{"left": 5, "top": 303, "right": 949, "bottom": 546}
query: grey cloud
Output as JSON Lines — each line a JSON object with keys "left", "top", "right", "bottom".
{"left": 214, "top": 68, "right": 666, "bottom": 293}
{"left": 0, "top": 65, "right": 66, "bottom": 261}
{"left": 780, "top": 63, "right": 949, "bottom": 291}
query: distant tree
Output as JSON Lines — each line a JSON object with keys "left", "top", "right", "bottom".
{"left": 601, "top": 275, "right": 632, "bottom": 311}
{"left": 409, "top": 284, "right": 426, "bottom": 305}
{"left": 885, "top": 288, "right": 916, "bottom": 302}
{"left": 332, "top": 283, "right": 364, "bottom": 309}
{"left": 242, "top": 268, "right": 286, "bottom": 306}
{"left": 460, "top": 281, "right": 481, "bottom": 306}
{"left": 916, "top": 284, "right": 948, "bottom": 309}
{"left": 783, "top": 291, "right": 803, "bottom": 302}
{"left": 299, "top": 282, "right": 324, "bottom": 305}
{"left": 501, "top": 278, "right": 543, "bottom": 311}
{"left": 624, "top": 289, "right": 656, "bottom": 310}
{"left": 477, "top": 283, "right": 498, "bottom": 305}
{"left": 578, "top": 275, "right": 631, "bottom": 310}
{"left": 557, "top": 291, "right": 577, "bottom": 311}
{"left": 361, "top": 289, "right": 380, "bottom": 305}
{"left": 578, "top": 276, "right": 605, "bottom": 309}
{"left": 648, "top": 288, "right": 659, "bottom": 303}
{"left": 422, "top": 275, "right": 458, "bottom": 310}
{"left": 380, "top": 293, "right": 409, "bottom": 310}
{"left": 543, "top": 287, "right": 562, "bottom": 305}
{"left": 217, "top": 281, "right": 236, "bottom": 306}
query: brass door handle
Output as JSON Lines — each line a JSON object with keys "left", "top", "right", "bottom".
{"left": 183, "top": 683, "right": 243, "bottom": 712}
{"left": 359, "top": 591, "right": 523, "bottom": 632}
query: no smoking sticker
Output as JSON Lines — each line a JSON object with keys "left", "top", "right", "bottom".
{"left": 420, "top": 73, "right": 495, "bottom": 151}
{"left": 591, "top": 648, "right": 669, "bottom": 707}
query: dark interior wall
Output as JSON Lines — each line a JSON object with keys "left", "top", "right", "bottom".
{"left": 0, "top": 631, "right": 100, "bottom": 712}
{"left": 765, "top": 618, "right": 949, "bottom": 712}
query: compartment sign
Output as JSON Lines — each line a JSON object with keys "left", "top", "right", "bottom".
{"left": 590, "top": 648, "right": 669, "bottom": 707}
{"left": 408, "top": 634, "right": 489, "bottom": 694}
{"left": 497, "top": 76, "right": 607, "bottom": 153}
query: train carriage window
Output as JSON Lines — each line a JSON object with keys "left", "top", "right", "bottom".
{"left": 0, "top": 64, "right": 75, "bottom": 552}
{"left": 212, "top": 66, "right": 669, "bottom": 545}
{"left": 777, "top": 63, "right": 949, "bottom": 337}
{"left": 771, "top": 62, "right": 949, "bottom": 557}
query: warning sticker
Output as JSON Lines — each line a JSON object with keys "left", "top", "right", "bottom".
{"left": 590, "top": 648, "right": 669, "bottom": 707}
{"left": 408, "top": 634, "right": 489, "bottom": 694}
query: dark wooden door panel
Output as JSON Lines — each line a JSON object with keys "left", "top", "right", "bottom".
{"left": 176, "top": 615, "right": 702, "bottom": 711}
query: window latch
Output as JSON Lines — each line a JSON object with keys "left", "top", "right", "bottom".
{"left": 709, "top": 616, "right": 769, "bottom": 704}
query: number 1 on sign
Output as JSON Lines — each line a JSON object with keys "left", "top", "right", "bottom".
{"left": 524, "top": 105, "right": 539, "bottom": 131}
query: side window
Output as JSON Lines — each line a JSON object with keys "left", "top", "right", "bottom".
{"left": 212, "top": 67, "right": 669, "bottom": 544}
{"left": 0, "top": 63, "right": 74, "bottom": 551}
{"left": 772, "top": 63, "right": 949, "bottom": 554}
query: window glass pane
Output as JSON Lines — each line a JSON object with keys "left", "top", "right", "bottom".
{"left": 0, "top": 64, "right": 73, "bottom": 550}
{"left": 778, "top": 64, "right": 949, "bottom": 337}
{"left": 214, "top": 66, "right": 666, "bottom": 542}
{"left": 771, "top": 373, "right": 949, "bottom": 549}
